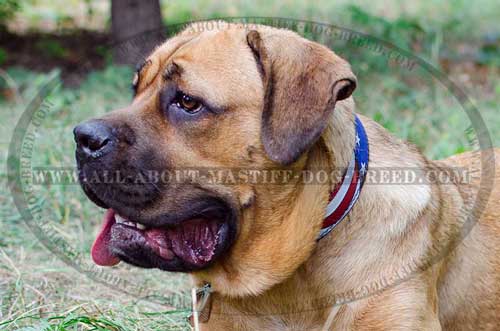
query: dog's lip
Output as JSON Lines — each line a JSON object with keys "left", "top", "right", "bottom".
{"left": 79, "top": 173, "right": 109, "bottom": 209}
{"left": 110, "top": 212, "right": 223, "bottom": 266}
{"left": 91, "top": 209, "right": 224, "bottom": 267}
{"left": 76, "top": 164, "right": 162, "bottom": 210}
{"left": 90, "top": 199, "right": 237, "bottom": 271}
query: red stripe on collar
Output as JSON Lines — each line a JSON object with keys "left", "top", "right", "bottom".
{"left": 322, "top": 162, "right": 359, "bottom": 229}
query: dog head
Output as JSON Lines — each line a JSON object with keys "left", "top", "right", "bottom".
{"left": 74, "top": 23, "right": 356, "bottom": 296}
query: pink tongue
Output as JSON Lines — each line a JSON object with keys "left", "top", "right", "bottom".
{"left": 91, "top": 209, "right": 120, "bottom": 266}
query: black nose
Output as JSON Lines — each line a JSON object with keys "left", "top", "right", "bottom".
{"left": 74, "top": 120, "right": 115, "bottom": 158}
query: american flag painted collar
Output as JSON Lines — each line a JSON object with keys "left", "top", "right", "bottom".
{"left": 318, "top": 114, "right": 369, "bottom": 241}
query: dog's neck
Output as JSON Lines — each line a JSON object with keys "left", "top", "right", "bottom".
{"left": 321, "top": 98, "right": 357, "bottom": 190}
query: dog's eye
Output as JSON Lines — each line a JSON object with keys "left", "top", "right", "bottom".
{"left": 161, "top": 87, "right": 211, "bottom": 122}
{"left": 176, "top": 93, "right": 202, "bottom": 113}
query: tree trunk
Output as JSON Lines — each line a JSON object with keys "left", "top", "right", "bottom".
{"left": 111, "top": 0, "right": 165, "bottom": 65}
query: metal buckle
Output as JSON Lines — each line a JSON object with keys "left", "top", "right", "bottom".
{"left": 189, "top": 283, "right": 213, "bottom": 330}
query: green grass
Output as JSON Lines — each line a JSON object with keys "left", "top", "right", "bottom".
{"left": 1, "top": 1, "right": 500, "bottom": 330}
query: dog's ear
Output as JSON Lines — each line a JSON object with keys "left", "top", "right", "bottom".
{"left": 247, "top": 30, "right": 357, "bottom": 165}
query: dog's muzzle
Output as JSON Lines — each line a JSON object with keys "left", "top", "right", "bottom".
{"left": 73, "top": 119, "right": 157, "bottom": 208}
{"left": 73, "top": 119, "right": 238, "bottom": 272}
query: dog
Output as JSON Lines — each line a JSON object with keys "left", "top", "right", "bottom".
{"left": 74, "top": 22, "right": 500, "bottom": 330}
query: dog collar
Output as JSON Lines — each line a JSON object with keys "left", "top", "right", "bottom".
{"left": 318, "top": 114, "right": 369, "bottom": 240}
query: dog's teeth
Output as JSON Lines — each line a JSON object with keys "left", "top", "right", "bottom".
{"left": 115, "top": 214, "right": 140, "bottom": 228}
{"left": 115, "top": 214, "right": 127, "bottom": 224}
{"left": 137, "top": 223, "right": 146, "bottom": 230}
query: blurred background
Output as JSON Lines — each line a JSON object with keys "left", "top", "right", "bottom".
{"left": 0, "top": 1, "right": 499, "bottom": 330}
